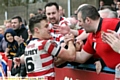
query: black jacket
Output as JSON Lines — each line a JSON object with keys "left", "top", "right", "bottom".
{"left": 14, "top": 24, "right": 28, "bottom": 42}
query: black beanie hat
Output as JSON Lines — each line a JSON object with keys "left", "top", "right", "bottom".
{"left": 4, "top": 28, "right": 16, "bottom": 42}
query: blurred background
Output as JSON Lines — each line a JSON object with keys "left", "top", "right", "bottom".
{"left": 0, "top": 0, "right": 113, "bottom": 25}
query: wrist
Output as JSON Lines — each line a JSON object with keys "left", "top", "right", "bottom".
{"left": 68, "top": 40, "right": 74, "bottom": 43}
{"left": 68, "top": 39, "right": 74, "bottom": 45}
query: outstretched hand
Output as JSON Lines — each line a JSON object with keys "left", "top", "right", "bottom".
{"left": 101, "top": 31, "right": 120, "bottom": 53}
{"left": 14, "top": 36, "right": 24, "bottom": 45}
{"left": 53, "top": 22, "right": 70, "bottom": 35}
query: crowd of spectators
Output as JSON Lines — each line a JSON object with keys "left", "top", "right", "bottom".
{"left": 0, "top": 0, "right": 120, "bottom": 80}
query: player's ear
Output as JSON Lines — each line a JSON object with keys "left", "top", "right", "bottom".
{"left": 34, "top": 27, "right": 39, "bottom": 33}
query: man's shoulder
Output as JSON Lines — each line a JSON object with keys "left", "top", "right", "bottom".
{"left": 103, "top": 18, "right": 120, "bottom": 23}
{"left": 102, "top": 18, "right": 120, "bottom": 30}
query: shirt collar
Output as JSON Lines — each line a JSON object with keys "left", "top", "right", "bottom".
{"left": 96, "top": 18, "right": 103, "bottom": 32}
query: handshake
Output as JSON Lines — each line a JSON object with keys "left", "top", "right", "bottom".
{"left": 64, "top": 33, "right": 83, "bottom": 51}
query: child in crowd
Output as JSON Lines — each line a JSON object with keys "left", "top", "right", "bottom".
{"left": 4, "top": 28, "right": 26, "bottom": 77}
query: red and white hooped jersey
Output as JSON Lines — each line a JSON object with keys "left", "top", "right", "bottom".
{"left": 24, "top": 39, "right": 61, "bottom": 78}
{"left": 49, "top": 17, "right": 71, "bottom": 42}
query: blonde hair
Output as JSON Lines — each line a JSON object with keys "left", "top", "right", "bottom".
{"left": 4, "top": 19, "right": 11, "bottom": 25}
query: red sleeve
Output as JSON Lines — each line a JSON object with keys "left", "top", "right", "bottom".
{"left": 83, "top": 35, "right": 95, "bottom": 54}
{"left": 78, "top": 29, "right": 84, "bottom": 35}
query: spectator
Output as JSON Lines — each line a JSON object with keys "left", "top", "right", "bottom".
{"left": 59, "top": 5, "right": 65, "bottom": 17}
{"left": 11, "top": 15, "right": 28, "bottom": 42}
{"left": 0, "top": 25, "right": 6, "bottom": 35}
{"left": 37, "top": 8, "right": 43, "bottom": 14}
{"left": 98, "top": 0, "right": 105, "bottom": 10}
{"left": 4, "top": 28, "right": 18, "bottom": 59}
{"left": 98, "top": 9, "right": 118, "bottom": 18}
{"left": 0, "top": 25, "right": 7, "bottom": 52}
{"left": 4, "top": 28, "right": 26, "bottom": 77}
{"left": 44, "top": 2, "right": 72, "bottom": 67}
{"left": 4, "top": 19, "right": 12, "bottom": 29}
{"left": 101, "top": 29, "right": 120, "bottom": 80}
{"left": 45, "top": 2, "right": 71, "bottom": 36}
{"left": 66, "top": 4, "right": 120, "bottom": 69}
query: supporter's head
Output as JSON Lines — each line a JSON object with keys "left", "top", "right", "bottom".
{"left": 29, "top": 14, "right": 51, "bottom": 40}
{"left": 117, "top": 1, "right": 120, "bottom": 9}
{"left": 99, "top": 9, "right": 118, "bottom": 18}
{"left": 4, "top": 19, "right": 12, "bottom": 29}
{"left": 0, "top": 25, "right": 6, "bottom": 35}
{"left": 37, "top": 8, "right": 43, "bottom": 14}
{"left": 77, "top": 4, "right": 89, "bottom": 12}
{"left": 4, "top": 28, "right": 16, "bottom": 43}
{"left": 77, "top": 4, "right": 100, "bottom": 33}
{"left": 11, "top": 15, "right": 23, "bottom": 30}
{"left": 67, "top": 16, "right": 78, "bottom": 29}
{"left": 99, "top": 0, "right": 104, "bottom": 7}
{"left": 100, "top": 5, "right": 114, "bottom": 11}
{"left": 44, "top": 2, "right": 60, "bottom": 25}
{"left": 59, "top": 5, "right": 64, "bottom": 17}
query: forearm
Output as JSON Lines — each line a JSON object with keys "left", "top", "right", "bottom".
{"left": 58, "top": 41, "right": 76, "bottom": 62}
{"left": 76, "top": 31, "right": 89, "bottom": 41}
{"left": 67, "top": 41, "right": 76, "bottom": 61}
{"left": 75, "top": 49, "right": 93, "bottom": 63}
{"left": 70, "top": 29, "right": 78, "bottom": 36}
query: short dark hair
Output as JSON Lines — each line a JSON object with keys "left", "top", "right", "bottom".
{"left": 38, "top": 8, "right": 42, "bottom": 11}
{"left": 29, "top": 14, "right": 47, "bottom": 34}
{"left": 77, "top": 4, "right": 100, "bottom": 22}
{"left": 44, "top": 2, "right": 59, "bottom": 12}
{"left": 11, "top": 15, "right": 22, "bottom": 22}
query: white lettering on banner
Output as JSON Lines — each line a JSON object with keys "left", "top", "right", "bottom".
{"left": 64, "top": 76, "right": 80, "bottom": 80}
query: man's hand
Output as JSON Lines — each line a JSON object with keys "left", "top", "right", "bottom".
{"left": 75, "top": 39, "right": 83, "bottom": 51}
{"left": 53, "top": 22, "right": 70, "bottom": 35}
{"left": 64, "top": 33, "right": 74, "bottom": 45}
{"left": 13, "top": 57, "right": 21, "bottom": 68}
{"left": 94, "top": 61, "right": 102, "bottom": 74}
{"left": 101, "top": 31, "right": 120, "bottom": 53}
{"left": 5, "top": 48, "right": 10, "bottom": 56}
{"left": 115, "top": 63, "right": 120, "bottom": 80}
{"left": 14, "top": 36, "right": 24, "bottom": 45}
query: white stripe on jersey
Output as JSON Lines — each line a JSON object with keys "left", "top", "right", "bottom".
{"left": 44, "top": 40, "right": 51, "bottom": 52}
{"left": 35, "top": 64, "right": 54, "bottom": 72}
{"left": 44, "top": 40, "right": 61, "bottom": 56}
{"left": 93, "top": 42, "right": 96, "bottom": 50}
{"left": 41, "top": 56, "right": 52, "bottom": 63}
{"left": 40, "top": 72, "right": 55, "bottom": 78}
